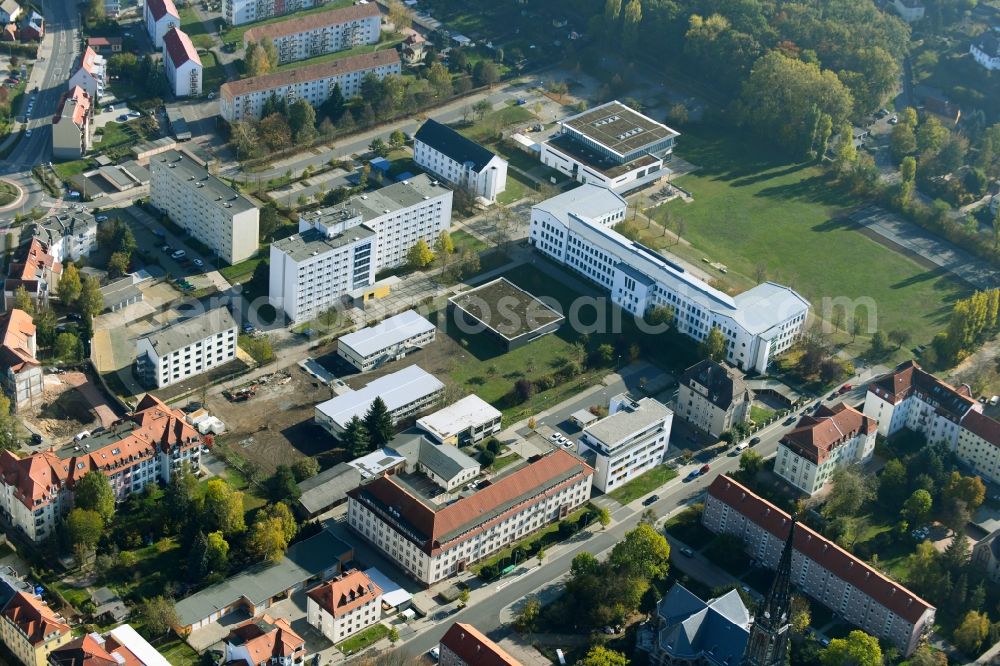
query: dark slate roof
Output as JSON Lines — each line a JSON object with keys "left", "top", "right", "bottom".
{"left": 414, "top": 119, "right": 497, "bottom": 171}
{"left": 680, "top": 359, "right": 752, "bottom": 411}
{"left": 297, "top": 463, "right": 363, "bottom": 515}
{"left": 975, "top": 29, "right": 1000, "bottom": 58}
{"left": 654, "top": 584, "right": 750, "bottom": 665}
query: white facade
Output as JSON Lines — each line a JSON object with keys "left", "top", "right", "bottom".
{"left": 417, "top": 395, "right": 502, "bottom": 446}
{"left": 68, "top": 48, "right": 106, "bottom": 102}
{"left": 337, "top": 310, "right": 435, "bottom": 372}
{"left": 144, "top": 0, "right": 180, "bottom": 48}
{"left": 136, "top": 308, "right": 238, "bottom": 388}
{"left": 306, "top": 570, "right": 382, "bottom": 644}
{"left": 971, "top": 29, "right": 1000, "bottom": 71}
{"left": 33, "top": 212, "right": 97, "bottom": 264}
{"left": 579, "top": 394, "right": 672, "bottom": 493}
{"left": 412, "top": 119, "right": 508, "bottom": 203}
{"left": 530, "top": 186, "right": 809, "bottom": 373}
{"left": 219, "top": 50, "right": 400, "bottom": 122}
{"left": 163, "top": 27, "right": 203, "bottom": 98}
{"left": 224, "top": 0, "right": 314, "bottom": 26}
{"left": 149, "top": 150, "right": 260, "bottom": 264}
{"left": 242, "top": 4, "right": 380, "bottom": 64}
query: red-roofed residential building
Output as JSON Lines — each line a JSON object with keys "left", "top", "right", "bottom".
{"left": 0, "top": 308, "right": 42, "bottom": 412}
{"left": 702, "top": 475, "right": 935, "bottom": 656}
{"left": 48, "top": 624, "right": 170, "bottom": 666}
{"left": 439, "top": 623, "right": 521, "bottom": 666}
{"left": 162, "top": 27, "right": 201, "bottom": 97}
{"left": 347, "top": 449, "right": 593, "bottom": 585}
{"left": 85, "top": 37, "right": 122, "bottom": 54}
{"left": 67, "top": 47, "right": 105, "bottom": 102}
{"left": 4, "top": 238, "right": 61, "bottom": 311}
{"left": 0, "top": 590, "right": 71, "bottom": 666}
{"left": 223, "top": 614, "right": 305, "bottom": 666}
{"left": 306, "top": 569, "right": 381, "bottom": 642}
{"left": 0, "top": 394, "right": 202, "bottom": 542}
{"left": 143, "top": 0, "right": 179, "bottom": 48}
{"left": 20, "top": 11, "right": 43, "bottom": 42}
{"left": 52, "top": 85, "right": 93, "bottom": 160}
{"left": 774, "top": 402, "right": 877, "bottom": 495}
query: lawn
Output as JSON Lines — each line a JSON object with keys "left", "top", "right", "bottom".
{"left": 458, "top": 106, "right": 534, "bottom": 143}
{"left": 270, "top": 36, "right": 404, "bottom": 74}
{"left": 337, "top": 623, "right": 389, "bottom": 655}
{"left": 221, "top": 0, "right": 353, "bottom": 45}
{"left": 219, "top": 253, "right": 265, "bottom": 284}
{"left": 657, "top": 127, "right": 972, "bottom": 355}
{"left": 0, "top": 180, "right": 18, "bottom": 206}
{"left": 497, "top": 169, "right": 534, "bottom": 205}
{"left": 52, "top": 159, "right": 91, "bottom": 181}
{"left": 450, "top": 228, "right": 486, "bottom": 254}
{"left": 179, "top": 5, "right": 215, "bottom": 50}
{"left": 492, "top": 452, "right": 521, "bottom": 471}
{"left": 199, "top": 50, "right": 227, "bottom": 91}
{"left": 46, "top": 579, "right": 90, "bottom": 610}
{"left": 158, "top": 637, "right": 200, "bottom": 666}
{"left": 607, "top": 465, "right": 679, "bottom": 504}
{"left": 750, "top": 405, "right": 775, "bottom": 425}
{"left": 93, "top": 121, "right": 136, "bottom": 153}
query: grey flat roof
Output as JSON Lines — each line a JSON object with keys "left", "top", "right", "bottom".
{"left": 584, "top": 396, "right": 672, "bottom": 447}
{"left": 175, "top": 529, "right": 352, "bottom": 627}
{"left": 152, "top": 150, "right": 256, "bottom": 214}
{"left": 139, "top": 307, "right": 237, "bottom": 357}
{"left": 272, "top": 223, "right": 376, "bottom": 262}
{"left": 297, "top": 462, "right": 363, "bottom": 514}
{"left": 416, "top": 394, "right": 501, "bottom": 440}
{"left": 338, "top": 310, "right": 434, "bottom": 358}
{"left": 561, "top": 100, "right": 679, "bottom": 157}
{"left": 33, "top": 211, "right": 96, "bottom": 245}
{"left": 448, "top": 277, "right": 563, "bottom": 340}
{"left": 319, "top": 174, "right": 450, "bottom": 224}
{"left": 315, "top": 365, "right": 444, "bottom": 429}
{"left": 101, "top": 277, "right": 142, "bottom": 308}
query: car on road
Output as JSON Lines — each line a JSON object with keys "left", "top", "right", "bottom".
{"left": 95, "top": 215, "right": 108, "bottom": 222}
{"left": 749, "top": 436, "right": 761, "bottom": 446}
{"left": 782, "top": 416, "right": 796, "bottom": 425}
{"left": 839, "top": 383, "right": 853, "bottom": 394}
{"left": 700, "top": 463, "right": 711, "bottom": 475}
{"left": 732, "top": 441, "right": 749, "bottom": 455}
{"left": 428, "top": 647, "right": 440, "bottom": 661}
{"left": 117, "top": 114, "right": 129, "bottom": 122}
{"left": 680, "top": 547, "right": 694, "bottom": 557}
{"left": 192, "top": 258, "right": 204, "bottom": 267}
{"left": 685, "top": 469, "right": 700, "bottom": 482}
{"left": 642, "top": 494, "right": 659, "bottom": 506}
{"left": 24, "top": 129, "right": 31, "bottom": 137}
{"left": 171, "top": 249, "right": 186, "bottom": 260}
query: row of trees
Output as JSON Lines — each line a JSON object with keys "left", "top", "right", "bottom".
{"left": 340, "top": 396, "right": 395, "bottom": 457}
{"left": 928, "top": 287, "right": 1000, "bottom": 367}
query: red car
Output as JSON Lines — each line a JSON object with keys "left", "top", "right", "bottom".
{"left": 700, "top": 464, "right": 711, "bottom": 475}
{"left": 839, "top": 383, "right": 853, "bottom": 394}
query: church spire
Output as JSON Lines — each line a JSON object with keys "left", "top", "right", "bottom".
{"left": 743, "top": 517, "right": 796, "bottom": 666}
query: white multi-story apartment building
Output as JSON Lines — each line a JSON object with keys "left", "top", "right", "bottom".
{"left": 413, "top": 119, "right": 507, "bottom": 203}
{"left": 337, "top": 310, "right": 435, "bottom": 372}
{"left": 67, "top": 47, "right": 106, "bottom": 102}
{"left": 163, "top": 27, "right": 202, "bottom": 98}
{"left": 223, "top": 0, "right": 313, "bottom": 26}
{"left": 346, "top": 449, "right": 593, "bottom": 584}
{"left": 149, "top": 150, "right": 259, "bottom": 264}
{"left": 0, "top": 309, "right": 42, "bottom": 414}
{"left": 306, "top": 569, "right": 382, "bottom": 643}
{"left": 578, "top": 393, "right": 672, "bottom": 493}
{"left": 136, "top": 308, "right": 237, "bottom": 388}
{"left": 971, "top": 28, "right": 1000, "bottom": 71}
{"left": 219, "top": 50, "right": 400, "bottom": 122}
{"left": 268, "top": 175, "right": 450, "bottom": 321}
{"left": 417, "top": 395, "right": 502, "bottom": 447}
{"left": 0, "top": 394, "right": 201, "bottom": 542}
{"left": 144, "top": 0, "right": 180, "bottom": 48}
{"left": 33, "top": 211, "right": 97, "bottom": 264}
{"left": 51, "top": 86, "right": 92, "bottom": 160}
{"left": 315, "top": 365, "right": 445, "bottom": 437}
{"left": 703, "top": 475, "right": 936, "bottom": 657}
{"left": 774, "top": 403, "right": 877, "bottom": 495}
{"left": 531, "top": 185, "right": 810, "bottom": 373}
{"left": 540, "top": 100, "right": 680, "bottom": 193}
{"left": 242, "top": 3, "right": 380, "bottom": 64}
{"left": 676, "top": 359, "right": 753, "bottom": 438}
{"left": 268, "top": 210, "right": 376, "bottom": 323}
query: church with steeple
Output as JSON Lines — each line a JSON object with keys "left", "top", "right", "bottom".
{"left": 743, "top": 519, "right": 796, "bottom": 666}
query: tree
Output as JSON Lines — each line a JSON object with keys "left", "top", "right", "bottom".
{"left": 906, "top": 647, "right": 948, "bottom": 666}
{"left": 427, "top": 62, "right": 452, "bottom": 97}
{"left": 891, "top": 123, "right": 917, "bottom": 160}
{"left": 342, "top": 415, "right": 370, "bottom": 457}
{"left": 257, "top": 113, "right": 292, "bottom": 152}
{"left": 603, "top": 0, "right": 623, "bottom": 31}
{"left": 231, "top": 121, "right": 260, "bottom": 160}
{"left": 823, "top": 466, "right": 875, "bottom": 518}
{"left": 901, "top": 155, "right": 917, "bottom": 183}
{"left": 435, "top": 230, "right": 455, "bottom": 255}
{"left": 645, "top": 305, "right": 675, "bottom": 330}
{"left": 389, "top": 129, "right": 406, "bottom": 147}
{"left": 58, "top": 263, "right": 82, "bottom": 305}
{"left": 292, "top": 457, "right": 320, "bottom": 482}
{"left": 107, "top": 251, "right": 130, "bottom": 278}
{"left": 514, "top": 597, "right": 540, "bottom": 631}
{"left": 54, "top": 332, "right": 82, "bottom": 361}
{"left": 613, "top": 219, "right": 642, "bottom": 241}
{"left": 473, "top": 60, "right": 499, "bottom": 87}
{"left": 188, "top": 531, "right": 210, "bottom": 582}
{"left": 953, "top": 610, "right": 990, "bottom": 655}
{"left": 387, "top": 627, "right": 400, "bottom": 645}
{"left": 74, "top": 471, "right": 115, "bottom": 523}
{"left": 34, "top": 308, "right": 56, "bottom": 348}
{"left": 79, "top": 275, "right": 104, "bottom": 321}
{"left": 944, "top": 471, "right": 986, "bottom": 512}
{"left": 609, "top": 524, "right": 670, "bottom": 580}
{"left": 902, "top": 489, "right": 933, "bottom": 525}
{"left": 790, "top": 594, "right": 811, "bottom": 634}
{"left": 203, "top": 479, "right": 245, "bottom": 536}
{"left": 869, "top": 330, "right": 889, "bottom": 357}
{"left": 598, "top": 506, "right": 611, "bottom": 528}
{"left": 834, "top": 123, "right": 858, "bottom": 174}
{"left": 621, "top": 0, "right": 642, "bottom": 50}
{"left": 369, "top": 137, "right": 390, "bottom": 158}
{"left": 259, "top": 203, "right": 282, "bottom": 241}
{"left": 917, "top": 116, "right": 949, "bottom": 154}
{"left": 288, "top": 99, "right": 318, "bottom": 144}
{"left": 244, "top": 42, "right": 272, "bottom": 77}
{"left": 135, "top": 597, "right": 178, "bottom": 638}
{"left": 579, "top": 646, "right": 629, "bottom": 666}
{"left": 407, "top": 239, "right": 435, "bottom": 268}
{"left": 364, "top": 396, "right": 394, "bottom": 446}
{"left": 267, "top": 464, "right": 300, "bottom": 502}
{"left": 12, "top": 286, "right": 33, "bottom": 315}
{"left": 247, "top": 514, "right": 290, "bottom": 562}
{"left": 205, "top": 531, "right": 229, "bottom": 572}
{"left": 699, "top": 327, "right": 726, "bottom": 362}
{"left": 820, "top": 630, "right": 882, "bottom": 666}
{"left": 739, "top": 450, "right": 765, "bottom": 476}
{"left": 888, "top": 329, "right": 911, "bottom": 350}
{"left": 66, "top": 508, "right": 104, "bottom": 552}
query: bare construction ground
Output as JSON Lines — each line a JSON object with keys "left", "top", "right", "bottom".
{"left": 24, "top": 371, "right": 124, "bottom": 440}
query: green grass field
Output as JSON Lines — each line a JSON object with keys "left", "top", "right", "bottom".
{"left": 52, "top": 159, "right": 91, "bottom": 182}
{"left": 199, "top": 50, "right": 227, "bottom": 91}
{"left": 158, "top": 638, "right": 200, "bottom": 666}
{"left": 221, "top": 0, "right": 353, "bottom": 45}
{"left": 658, "top": 128, "right": 971, "bottom": 354}
{"left": 458, "top": 106, "right": 534, "bottom": 143}
{"left": 497, "top": 169, "right": 533, "bottom": 205}
{"left": 219, "top": 254, "right": 265, "bottom": 283}
{"left": 607, "top": 465, "right": 679, "bottom": 504}
{"left": 337, "top": 623, "right": 389, "bottom": 655}
{"left": 270, "top": 36, "right": 404, "bottom": 74}
{"left": 179, "top": 6, "right": 215, "bottom": 50}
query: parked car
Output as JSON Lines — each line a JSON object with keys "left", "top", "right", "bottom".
{"left": 749, "top": 437, "right": 761, "bottom": 446}
{"left": 161, "top": 245, "right": 172, "bottom": 253}
{"left": 680, "top": 547, "right": 694, "bottom": 557}
{"left": 991, "top": 396, "right": 999, "bottom": 406}
{"left": 171, "top": 249, "right": 186, "bottom": 259}
{"left": 732, "top": 442, "right": 749, "bottom": 454}
{"left": 95, "top": 215, "right": 108, "bottom": 222}
{"left": 30, "top": 433, "right": 42, "bottom": 444}
{"left": 428, "top": 647, "right": 440, "bottom": 661}
{"left": 700, "top": 464, "right": 711, "bottom": 475}
{"left": 839, "top": 383, "right": 853, "bottom": 394}
{"left": 783, "top": 416, "right": 796, "bottom": 426}
{"left": 192, "top": 258, "right": 204, "bottom": 267}
{"left": 242, "top": 323, "right": 256, "bottom": 334}
{"left": 516, "top": 98, "right": 527, "bottom": 105}
{"left": 116, "top": 114, "right": 129, "bottom": 122}
{"left": 642, "top": 494, "right": 659, "bottom": 506}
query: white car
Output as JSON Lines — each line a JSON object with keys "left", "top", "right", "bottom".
{"left": 549, "top": 433, "right": 561, "bottom": 442}
{"left": 95, "top": 215, "right": 108, "bottom": 222}
{"left": 428, "top": 647, "right": 439, "bottom": 661}
{"left": 24, "top": 129, "right": 31, "bottom": 137}
{"left": 192, "top": 258, "right": 204, "bottom": 267}
{"left": 171, "top": 250, "right": 186, "bottom": 260}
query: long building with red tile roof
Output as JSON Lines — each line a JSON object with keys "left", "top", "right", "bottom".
{"left": 52, "top": 85, "right": 93, "bottom": 160}
{"left": 143, "top": 0, "right": 179, "bottom": 48}
{"left": 305, "top": 569, "right": 381, "bottom": 643}
{"left": 242, "top": 3, "right": 380, "bottom": 64}
{"left": 0, "top": 308, "right": 42, "bottom": 412}
{"left": 0, "top": 588, "right": 71, "bottom": 666}
{"left": 0, "top": 394, "right": 202, "bottom": 542}
{"left": 223, "top": 614, "right": 305, "bottom": 666}
{"left": 774, "top": 402, "right": 877, "bottom": 495}
{"left": 439, "top": 623, "right": 522, "bottom": 666}
{"left": 347, "top": 449, "right": 593, "bottom": 585}
{"left": 67, "top": 47, "right": 105, "bottom": 102}
{"left": 863, "top": 360, "right": 1000, "bottom": 484}
{"left": 702, "top": 475, "right": 935, "bottom": 656}
{"left": 48, "top": 624, "right": 170, "bottom": 666}
{"left": 162, "top": 27, "right": 201, "bottom": 97}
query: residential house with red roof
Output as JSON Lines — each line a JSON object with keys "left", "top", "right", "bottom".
{"left": 162, "top": 27, "right": 201, "bottom": 97}
{"left": 4, "top": 238, "right": 61, "bottom": 310}
{"left": 0, "top": 308, "right": 42, "bottom": 412}
{"left": 85, "top": 37, "right": 122, "bottom": 55}
{"left": 702, "top": 475, "right": 936, "bottom": 656}
{"left": 67, "top": 47, "right": 105, "bottom": 102}
{"left": 223, "top": 614, "right": 305, "bottom": 666}
{"left": 241, "top": 3, "right": 380, "bottom": 65}
{"left": 51, "top": 86, "right": 92, "bottom": 160}
{"left": 48, "top": 624, "right": 170, "bottom": 666}
{"left": 0, "top": 586, "right": 71, "bottom": 666}
{"left": 143, "top": 0, "right": 178, "bottom": 49}
{"left": 347, "top": 448, "right": 593, "bottom": 585}
{"left": 19, "top": 11, "right": 42, "bottom": 42}
{"left": 306, "top": 569, "right": 381, "bottom": 643}
{"left": 0, "top": 394, "right": 202, "bottom": 542}
{"left": 439, "top": 623, "right": 522, "bottom": 666}
{"left": 774, "top": 402, "right": 877, "bottom": 495}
